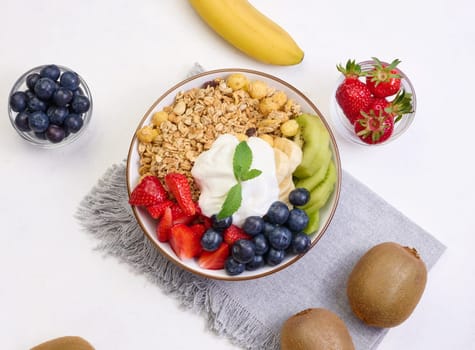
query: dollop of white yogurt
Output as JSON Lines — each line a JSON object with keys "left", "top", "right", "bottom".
{"left": 191, "top": 134, "right": 279, "bottom": 227}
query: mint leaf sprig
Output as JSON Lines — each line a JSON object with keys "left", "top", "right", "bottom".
{"left": 217, "top": 141, "right": 262, "bottom": 219}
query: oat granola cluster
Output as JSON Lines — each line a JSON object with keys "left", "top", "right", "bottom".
{"left": 136, "top": 73, "right": 302, "bottom": 199}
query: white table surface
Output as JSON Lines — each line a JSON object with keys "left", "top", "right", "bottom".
{"left": 1, "top": 0, "right": 474, "bottom": 349}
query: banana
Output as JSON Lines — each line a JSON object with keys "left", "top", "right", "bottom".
{"left": 188, "top": 0, "right": 304, "bottom": 65}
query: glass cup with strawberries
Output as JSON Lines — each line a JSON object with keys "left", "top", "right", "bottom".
{"left": 330, "top": 58, "right": 417, "bottom": 146}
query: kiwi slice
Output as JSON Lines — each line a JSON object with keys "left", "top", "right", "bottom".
{"left": 302, "top": 160, "right": 337, "bottom": 211}
{"left": 293, "top": 114, "right": 330, "bottom": 179}
{"left": 295, "top": 143, "right": 332, "bottom": 193}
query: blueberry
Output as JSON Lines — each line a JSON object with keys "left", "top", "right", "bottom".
{"left": 28, "top": 111, "right": 49, "bottom": 133}
{"left": 246, "top": 255, "right": 265, "bottom": 271}
{"left": 211, "top": 214, "right": 232, "bottom": 231}
{"left": 25, "top": 90, "right": 35, "bottom": 101}
{"left": 27, "top": 96, "right": 48, "bottom": 112}
{"left": 34, "top": 77, "right": 57, "bottom": 100}
{"left": 268, "top": 226, "right": 292, "bottom": 250}
{"left": 64, "top": 114, "right": 84, "bottom": 133}
{"left": 60, "top": 71, "right": 80, "bottom": 90}
{"left": 231, "top": 239, "right": 256, "bottom": 264}
{"left": 266, "top": 201, "right": 290, "bottom": 225}
{"left": 9, "top": 91, "right": 28, "bottom": 112}
{"left": 225, "top": 257, "right": 245, "bottom": 276}
{"left": 200, "top": 228, "right": 223, "bottom": 252}
{"left": 70, "top": 95, "right": 90, "bottom": 113}
{"left": 53, "top": 87, "right": 74, "bottom": 107}
{"left": 252, "top": 234, "right": 269, "bottom": 256}
{"left": 35, "top": 131, "right": 47, "bottom": 140}
{"left": 286, "top": 208, "right": 309, "bottom": 232}
{"left": 242, "top": 216, "right": 264, "bottom": 236}
{"left": 289, "top": 188, "right": 311, "bottom": 206}
{"left": 290, "top": 233, "right": 311, "bottom": 254}
{"left": 40, "top": 64, "right": 61, "bottom": 81}
{"left": 45, "top": 124, "right": 66, "bottom": 143}
{"left": 265, "top": 248, "right": 286, "bottom": 266}
{"left": 262, "top": 221, "right": 276, "bottom": 238}
{"left": 47, "top": 106, "right": 69, "bottom": 125}
{"left": 14, "top": 111, "right": 31, "bottom": 131}
{"left": 26, "top": 73, "right": 40, "bottom": 90}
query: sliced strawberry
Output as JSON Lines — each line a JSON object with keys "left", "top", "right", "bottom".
{"left": 146, "top": 199, "right": 174, "bottom": 219}
{"left": 156, "top": 206, "right": 173, "bottom": 242}
{"left": 129, "top": 176, "right": 168, "bottom": 206}
{"left": 198, "top": 243, "right": 230, "bottom": 270}
{"left": 189, "top": 223, "right": 206, "bottom": 240}
{"left": 165, "top": 173, "right": 196, "bottom": 216}
{"left": 169, "top": 223, "right": 202, "bottom": 260}
{"left": 223, "top": 225, "right": 252, "bottom": 245}
{"left": 170, "top": 203, "right": 196, "bottom": 225}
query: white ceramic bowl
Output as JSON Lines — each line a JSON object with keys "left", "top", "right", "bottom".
{"left": 126, "top": 68, "right": 341, "bottom": 280}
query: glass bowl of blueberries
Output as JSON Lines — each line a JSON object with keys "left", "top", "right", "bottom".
{"left": 8, "top": 64, "right": 92, "bottom": 148}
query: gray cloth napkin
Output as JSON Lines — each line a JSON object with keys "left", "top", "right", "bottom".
{"left": 76, "top": 162, "right": 445, "bottom": 350}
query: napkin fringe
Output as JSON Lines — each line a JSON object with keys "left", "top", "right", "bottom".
{"left": 76, "top": 163, "right": 279, "bottom": 350}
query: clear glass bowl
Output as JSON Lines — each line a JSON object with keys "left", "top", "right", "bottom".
{"left": 8, "top": 64, "right": 93, "bottom": 149}
{"left": 330, "top": 60, "right": 417, "bottom": 146}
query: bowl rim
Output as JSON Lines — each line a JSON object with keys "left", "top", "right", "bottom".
{"left": 7, "top": 64, "right": 93, "bottom": 149}
{"left": 126, "top": 67, "right": 342, "bottom": 281}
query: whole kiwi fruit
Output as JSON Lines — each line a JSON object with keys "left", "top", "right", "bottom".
{"left": 280, "top": 308, "right": 355, "bottom": 350}
{"left": 347, "top": 242, "right": 427, "bottom": 328}
{"left": 31, "top": 336, "right": 95, "bottom": 350}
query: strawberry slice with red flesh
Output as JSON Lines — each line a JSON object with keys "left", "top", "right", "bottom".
{"left": 189, "top": 223, "right": 206, "bottom": 240}
{"left": 147, "top": 199, "right": 174, "bottom": 219}
{"left": 129, "top": 176, "right": 168, "bottom": 206}
{"left": 169, "top": 223, "right": 202, "bottom": 260}
{"left": 223, "top": 225, "right": 252, "bottom": 246}
{"left": 165, "top": 173, "right": 196, "bottom": 216}
{"left": 198, "top": 243, "right": 230, "bottom": 270}
{"left": 170, "top": 203, "right": 197, "bottom": 225}
{"left": 156, "top": 206, "right": 173, "bottom": 242}
{"left": 365, "top": 57, "right": 402, "bottom": 98}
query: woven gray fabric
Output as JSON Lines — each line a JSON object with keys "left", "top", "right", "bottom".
{"left": 76, "top": 162, "right": 445, "bottom": 350}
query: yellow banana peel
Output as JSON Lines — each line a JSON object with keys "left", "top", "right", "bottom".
{"left": 189, "top": 0, "right": 304, "bottom": 65}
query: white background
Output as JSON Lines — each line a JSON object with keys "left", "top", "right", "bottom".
{"left": 1, "top": 0, "right": 474, "bottom": 349}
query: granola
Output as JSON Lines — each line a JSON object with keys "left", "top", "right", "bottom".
{"left": 135, "top": 74, "right": 302, "bottom": 200}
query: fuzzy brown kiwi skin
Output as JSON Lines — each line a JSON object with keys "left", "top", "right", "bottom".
{"left": 347, "top": 242, "right": 428, "bottom": 328}
{"left": 31, "top": 336, "right": 95, "bottom": 350}
{"left": 281, "top": 308, "right": 355, "bottom": 350}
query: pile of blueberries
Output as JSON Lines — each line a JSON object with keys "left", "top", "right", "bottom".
{"left": 9, "top": 64, "right": 91, "bottom": 144}
{"left": 202, "top": 188, "right": 312, "bottom": 276}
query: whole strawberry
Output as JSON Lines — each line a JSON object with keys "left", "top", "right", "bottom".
{"left": 366, "top": 57, "right": 402, "bottom": 98}
{"left": 354, "top": 110, "right": 394, "bottom": 144}
{"left": 336, "top": 60, "right": 373, "bottom": 124}
{"left": 364, "top": 89, "right": 413, "bottom": 123}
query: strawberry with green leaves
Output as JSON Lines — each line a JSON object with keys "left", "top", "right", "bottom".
{"left": 366, "top": 57, "right": 402, "bottom": 98}
{"left": 354, "top": 110, "right": 394, "bottom": 145}
{"left": 336, "top": 59, "right": 373, "bottom": 124}
{"left": 365, "top": 89, "right": 413, "bottom": 123}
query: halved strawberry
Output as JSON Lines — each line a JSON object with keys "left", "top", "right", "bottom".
{"left": 169, "top": 223, "right": 202, "bottom": 260}
{"left": 170, "top": 203, "right": 196, "bottom": 225}
{"left": 189, "top": 223, "right": 206, "bottom": 240}
{"left": 146, "top": 199, "right": 174, "bottom": 219}
{"left": 156, "top": 206, "right": 173, "bottom": 242}
{"left": 198, "top": 243, "right": 230, "bottom": 270}
{"left": 129, "top": 176, "right": 168, "bottom": 206}
{"left": 223, "top": 225, "right": 251, "bottom": 245}
{"left": 165, "top": 173, "right": 196, "bottom": 216}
